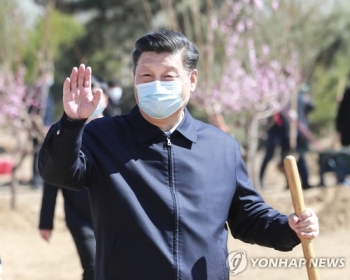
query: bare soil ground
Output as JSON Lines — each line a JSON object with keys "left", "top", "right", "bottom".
{"left": 0, "top": 149, "right": 349, "bottom": 279}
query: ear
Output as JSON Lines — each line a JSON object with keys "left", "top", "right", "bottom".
{"left": 189, "top": 69, "right": 198, "bottom": 92}
{"left": 132, "top": 69, "right": 139, "bottom": 103}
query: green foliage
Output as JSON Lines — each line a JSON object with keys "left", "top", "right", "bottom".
{"left": 309, "top": 65, "right": 338, "bottom": 134}
{"left": 251, "top": 0, "right": 350, "bottom": 141}
{"left": 50, "top": 11, "right": 86, "bottom": 55}
{"left": 87, "top": 48, "right": 123, "bottom": 80}
{"left": 22, "top": 9, "right": 85, "bottom": 82}
{"left": 309, "top": 50, "right": 350, "bottom": 136}
{"left": 0, "top": 1, "right": 27, "bottom": 69}
{"left": 25, "top": 0, "right": 350, "bottom": 138}
{"left": 54, "top": 0, "right": 158, "bottom": 69}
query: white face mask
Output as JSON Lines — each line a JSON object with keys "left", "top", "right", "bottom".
{"left": 90, "top": 100, "right": 104, "bottom": 118}
{"left": 90, "top": 91, "right": 107, "bottom": 119}
{"left": 135, "top": 74, "right": 191, "bottom": 119}
{"left": 108, "top": 87, "right": 123, "bottom": 103}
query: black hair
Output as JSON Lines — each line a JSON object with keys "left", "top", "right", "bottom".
{"left": 107, "top": 79, "right": 119, "bottom": 87}
{"left": 132, "top": 30, "right": 199, "bottom": 72}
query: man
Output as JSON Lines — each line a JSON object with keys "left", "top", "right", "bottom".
{"left": 259, "top": 111, "right": 290, "bottom": 188}
{"left": 39, "top": 30, "right": 318, "bottom": 280}
{"left": 260, "top": 84, "right": 315, "bottom": 190}
{"left": 294, "top": 84, "right": 315, "bottom": 189}
{"left": 103, "top": 79, "right": 123, "bottom": 116}
{"left": 336, "top": 74, "right": 350, "bottom": 147}
{"left": 334, "top": 74, "right": 350, "bottom": 184}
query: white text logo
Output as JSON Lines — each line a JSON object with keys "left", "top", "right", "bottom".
{"left": 226, "top": 251, "right": 248, "bottom": 276}
{"left": 226, "top": 251, "right": 346, "bottom": 276}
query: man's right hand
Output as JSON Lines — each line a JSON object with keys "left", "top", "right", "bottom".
{"left": 63, "top": 64, "right": 102, "bottom": 120}
{"left": 40, "top": 229, "right": 52, "bottom": 242}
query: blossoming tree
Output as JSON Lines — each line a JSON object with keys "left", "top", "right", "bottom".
{"left": 0, "top": 0, "right": 84, "bottom": 208}
{"left": 190, "top": 0, "right": 302, "bottom": 187}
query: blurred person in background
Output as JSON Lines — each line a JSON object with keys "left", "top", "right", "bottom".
{"left": 336, "top": 73, "right": 350, "bottom": 148}
{"left": 260, "top": 83, "right": 315, "bottom": 190}
{"left": 38, "top": 75, "right": 108, "bottom": 280}
{"left": 295, "top": 83, "right": 315, "bottom": 190}
{"left": 103, "top": 79, "right": 123, "bottom": 116}
{"left": 334, "top": 73, "right": 350, "bottom": 184}
{"left": 259, "top": 111, "right": 290, "bottom": 189}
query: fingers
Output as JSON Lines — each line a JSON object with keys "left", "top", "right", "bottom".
{"left": 63, "top": 64, "right": 95, "bottom": 120}
{"left": 288, "top": 208, "right": 319, "bottom": 240}
{"left": 298, "top": 208, "right": 315, "bottom": 221}
{"left": 298, "top": 208, "right": 318, "bottom": 226}
{"left": 77, "top": 64, "right": 86, "bottom": 87}
{"left": 299, "top": 211, "right": 319, "bottom": 239}
{"left": 63, "top": 77, "right": 71, "bottom": 97}
{"left": 84, "top": 66, "right": 92, "bottom": 87}
{"left": 69, "top": 66, "right": 78, "bottom": 91}
{"left": 39, "top": 229, "right": 52, "bottom": 242}
{"left": 289, "top": 213, "right": 299, "bottom": 224}
{"left": 92, "top": 89, "right": 102, "bottom": 106}
{"left": 299, "top": 226, "right": 319, "bottom": 239}
{"left": 68, "top": 64, "right": 91, "bottom": 91}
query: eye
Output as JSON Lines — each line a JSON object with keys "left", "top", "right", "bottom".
{"left": 164, "top": 73, "right": 178, "bottom": 80}
{"left": 139, "top": 73, "right": 154, "bottom": 82}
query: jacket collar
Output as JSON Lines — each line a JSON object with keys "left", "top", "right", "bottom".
{"left": 126, "top": 105, "right": 197, "bottom": 144}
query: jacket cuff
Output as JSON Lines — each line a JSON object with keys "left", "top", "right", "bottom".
{"left": 61, "top": 112, "right": 88, "bottom": 129}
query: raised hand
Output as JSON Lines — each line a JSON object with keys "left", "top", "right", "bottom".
{"left": 63, "top": 64, "right": 102, "bottom": 120}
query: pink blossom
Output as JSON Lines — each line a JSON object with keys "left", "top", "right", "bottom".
{"left": 0, "top": 65, "right": 46, "bottom": 128}
{"left": 191, "top": 0, "right": 300, "bottom": 125}
{"left": 254, "top": 0, "right": 264, "bottom": 9}
{"left": 262, "top": 44, "right": 270, "bottom": 56}
{"left": 236, "top": 21, "right": 245, "bottom": 33}
{"left": 272, "top": 0, "right": 279, "bottom": 11}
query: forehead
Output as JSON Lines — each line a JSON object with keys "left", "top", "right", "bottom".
{"left": 136, "top": 51, "right": 184, "bottom": 71}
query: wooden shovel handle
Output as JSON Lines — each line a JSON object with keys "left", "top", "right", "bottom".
{"left": 284, "top": 155, "right": 321, "bottom": 280}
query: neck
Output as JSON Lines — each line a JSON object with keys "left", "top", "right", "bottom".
{"left": 139, "top": 107, "right": 185, "bottom": 132}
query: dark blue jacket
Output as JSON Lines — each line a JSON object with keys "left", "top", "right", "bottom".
{"left": 336, "top": 86, "right": 350, "bottom": 146}
{"left": 39, "top": 106, "right": 300, "bottom": 280}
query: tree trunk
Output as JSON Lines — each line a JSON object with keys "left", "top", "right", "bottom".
{"left": 245, "top": 117, "right": 260, "bottom": 189}
{"left": 10, "top": 129, "right": 32, "bottom": 210}
{"left": 10, "top": 175, "right": 18, "bottom": 210}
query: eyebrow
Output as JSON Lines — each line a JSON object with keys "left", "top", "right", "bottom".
{"left": 139, "top": 65, "right": 180, "bottom": 73}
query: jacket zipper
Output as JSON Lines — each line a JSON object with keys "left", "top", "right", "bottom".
{"left": 165, "top": 135, "right": 180, "bottom": 280}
